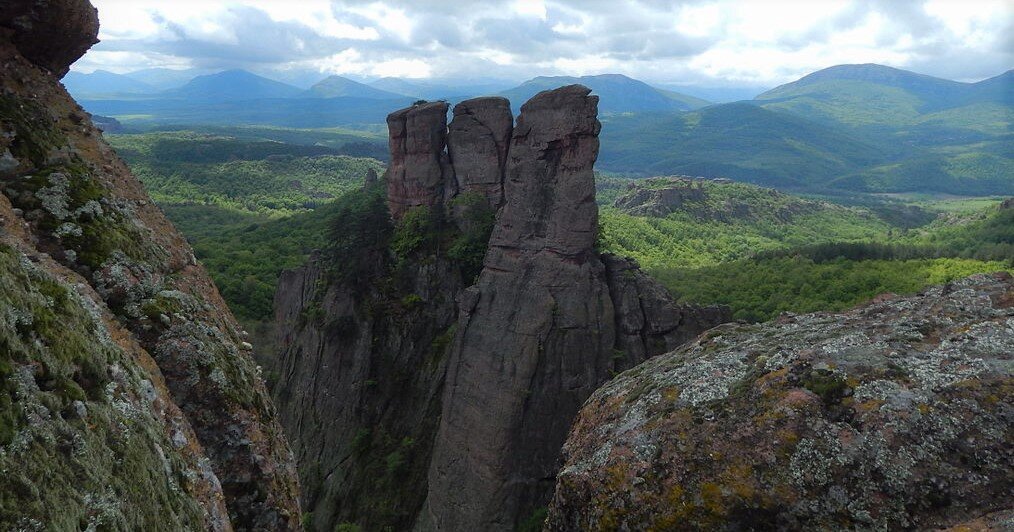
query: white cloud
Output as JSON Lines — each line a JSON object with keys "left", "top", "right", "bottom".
{"left": 75, "top": 0, "right": 1013, "bottom": 87}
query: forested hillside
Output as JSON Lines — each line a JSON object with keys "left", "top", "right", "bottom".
{"left": 104, "top": 127, "right": 1012, "bottom": 329}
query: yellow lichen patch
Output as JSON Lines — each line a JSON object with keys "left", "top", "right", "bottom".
{"left": 699, "top": 482, "right": 726, "bottom": 516}
{"left": 662, "top": 386, "right": 680, "bottom": 402}
{"left": 856, "top": 399, "right": 885, "bottom": 413}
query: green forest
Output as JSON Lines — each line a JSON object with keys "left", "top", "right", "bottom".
{"left": 107, "top": 128, "right": 1011, "bottom": 329}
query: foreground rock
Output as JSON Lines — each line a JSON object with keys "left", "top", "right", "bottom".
{"left": 548, "top": 273, "right": 1014, "bottom": 530}
{"left": 0, "top": 1, "right": 301, "bottom": 529}
{"left": 273, "top": 87, "right": 729, "bottom": 531}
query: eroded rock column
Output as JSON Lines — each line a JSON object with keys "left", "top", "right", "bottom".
{"left": 447, "top": 96, "right": 513, "bottom": 211}
{"left": 421, "top": 85, "right": 613, "bottom": 531}
{"left": 386, "top": 102, "right": 453, "bottom": 219}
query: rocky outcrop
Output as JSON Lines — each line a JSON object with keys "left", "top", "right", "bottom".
{"left": 386, "top": 101, "right": 453, "bottom": 220}
{"left": 420, "top": 85, "right": 728, "bottom": 531}
{"left": 548, "top": 273, "right": 1014, "bottom": 530}
{"left": 273, "top": 86, "right": 729, "bottom": 531}
{"left": 0, "top": 0, "right": 99, "bottom": 76}
{"left": 612, "top": 177, "right": 706, "bottom": 217}
{"left": 447, "top": 97, "right": 512, "bottom": 211}
{"left": 0, "top": 1, "right": 300, "bottom": 529}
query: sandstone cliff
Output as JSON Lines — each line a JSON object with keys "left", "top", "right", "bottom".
{"left": 548, "top": 273, "right": 1014, "bottom": 530}
{"left": 0, "top": 1, "right": 300, "bottom": 529}
{"left": 273, "top": 87, "right": 729, "bottom": 531}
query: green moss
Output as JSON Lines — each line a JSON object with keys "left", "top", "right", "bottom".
{"left": 428, "top": 325, "right": 455, "bottom": 365}
{"left": 801, "top": 369, "right": 849, "bottom": 406}
{"left": 517, "top": 506, "right": 548, "bottom": 532}
{"left": 400, "top": 293, "right": 423, "bottom": 308}
{"left": 0, "top": 94, "right": 65, "bottom": 167}
{"left": 0, "top": 245, "right": 209, "bottom": 528}
{"left": 391, "top": 205, "right": 439, "bottom": 258}
{"left": 1, "top": 164, "right": 145, "bottom": 269}
{"left": 141, "top": 293, "right": 183, "bottom": 322}
{"left": 448, "top": 192, "right": 496, "bottom": 279}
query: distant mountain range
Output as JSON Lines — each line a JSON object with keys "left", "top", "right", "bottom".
{"left": 63, "top": 70, "right": 157, "bottom": 98}
{"left": 599, "top": 64, "right": 1013, "bottom": 195}
{"left": 499, "top": 74, "right": 711, "bottom": 113}
{"left": 66, "top": 69, "right": 711, "bottom": 112}
{"left": 70, "top": 63, "right": 1012, "bottom": 195}
{"left": 307, "top": 76, "right": 406, "bottom": 100}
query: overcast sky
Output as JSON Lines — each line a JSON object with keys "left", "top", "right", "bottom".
{"left": 73, "top": 0, "right": 1012, "bottom": 87}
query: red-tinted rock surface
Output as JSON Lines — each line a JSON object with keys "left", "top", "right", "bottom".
{"left": 0, "top": 0, "right": 99, "bottom": 76}
{"left": 273, "top": 85, "right": 729, "bottom": 532}
{"left": 447, "top": 96, "right": 513, "bottom": 210}
{"left": 386, "top": 101, "right": 453, "bottom": 219}
{"left": 418, "top": 86, "right": 728, "bottom": 531}
{"left": 0, "top": 1, "right": 301, "bottom": 529}
{"left": 548, "top": 273, "right": 1014, "bottom": 530}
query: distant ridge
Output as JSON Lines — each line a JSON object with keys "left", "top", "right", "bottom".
{"left": 62, "top": 69, "right": 156, "bottom": 97}
{"left": 307, "top": 75, "right": 406, "bottom": 100}
{"left": 167, "top": 69, "right": 303, "bottom": 101}
{"left": 757, "top": 63, "right": 1012, "bottom": 111}
{"left": 499, "top": 73, "right": 711, "bottom": 113}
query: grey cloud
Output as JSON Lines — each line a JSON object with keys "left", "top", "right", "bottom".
{"left": 80, "top": 0, "right": 1013, "bottom": 87}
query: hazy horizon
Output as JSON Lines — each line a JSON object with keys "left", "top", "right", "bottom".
{"left": 74, "top": 0, "right": 1012, "bottom": 88}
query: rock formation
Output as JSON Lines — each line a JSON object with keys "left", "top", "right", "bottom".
{"left": 0, "top": 1, "right": 301, "bottom": 529}
{"left": 447, "top": 96, "right": 513, "bottom": 211}
{"left": 273, "top": 87, "right": 729, "bottom": 531}
{"left": 547, "top": 273, "right": 1014, "bottom": 530}
{"left": 386, "top": 101, "right": 453, "bottom": 219}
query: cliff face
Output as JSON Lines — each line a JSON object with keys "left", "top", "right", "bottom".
{"left": 548, "top": 273, "right": 1014, "bottom": 530}
{"left": 0, "top": 1, "right": 300, "bottom": 529}
{"left": 273, "top": 87, "right": 729, "bottom": 531}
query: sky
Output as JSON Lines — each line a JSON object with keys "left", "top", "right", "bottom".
{"left": 73, "top": 0, "right": 1013, "bottom": 88}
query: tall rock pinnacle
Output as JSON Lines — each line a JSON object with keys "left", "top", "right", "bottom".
{"left": 274, "top": 85, "right": 729, "bottom": 532}
{"left": 386, "top": 101, "right": 453, "bottom": 219}
{"left": 447, "top": 96, "right": 513, "bottom": 211}
{"left": 418, "top": 85, "right": 727, "bottom": 530}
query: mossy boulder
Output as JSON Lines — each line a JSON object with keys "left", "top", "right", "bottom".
{"left": 548, "top": 273, "right": 1014, "bottom": 530}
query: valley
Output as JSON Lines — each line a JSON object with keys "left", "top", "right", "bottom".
{"left": 1, "top": 1, "right": 1011, "bottom": 529}
{"left": 104, "top": 128, "right": 1010, "bottom": 331}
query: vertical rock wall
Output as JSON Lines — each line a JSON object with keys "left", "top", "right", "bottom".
{"left": 0, "top": 1, "right": 301, "bottom": 529}
{"left": 274, "top": 86, "right": 730, "bottom": 531}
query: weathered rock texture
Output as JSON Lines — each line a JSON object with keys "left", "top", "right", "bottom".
{"left": 273, "top": 87, "right": 729, "bottom": 531}
{"left": 447, "top": 96, "right": 513, "bottom": 211}
{"left": 0, "top": 0, "right": 99, "bottom": 77}
{"left": 386, "top": 102, "right": 453, "bottom": 219}
{"left": 613, "top": 175, "right": 821, "bottom": 223}
{"left": 0, "top": 1, "right": 300, "bottom": 529}
{"left": 548, "top": 273, "right": 1014, "bottom": 530}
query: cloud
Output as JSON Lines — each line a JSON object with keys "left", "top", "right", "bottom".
{"left": 74, "top": 0, "right": 1013, "bottom": 86}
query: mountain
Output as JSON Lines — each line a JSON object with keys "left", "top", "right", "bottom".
{"left": 752, "top": 64, "right": 1013, "bottom": 194}
{"left": 122, "top": 67, "right": 207, "bottom": 90}
{"left": 656, "top": 83, "right": 770, "bottom": 103}
{"left": 597, "top": 102, "right": 892, "bottom": 188}
{"left": 499, "top": 74, "right": 711, "bottom": 113}
{"left": 0, "top": 1, "right": 301, "bottom": 529}
{"left": 61, "top": 69, "right": 156, "bottom": 97}
{"left": 307, "top": 75, "right": 406, "bottom": 99}
{"left": 368, "top": 76, "right": 425, "bottom": 97}
{"left": 168, "top": 69, "right": 303, "bottom": 100}
{"left": 756, "top": 63, "right": 1013, "bottom": 126}
{"left": 80, "top": 95, "right": 416, "bottom": 127}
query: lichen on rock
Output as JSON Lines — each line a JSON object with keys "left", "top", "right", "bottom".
{"left": 547, "top": 273, "right": 1014, "bottom": 530}
{"left": 0, "top": 1, "right": 301, "bottom": 529}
